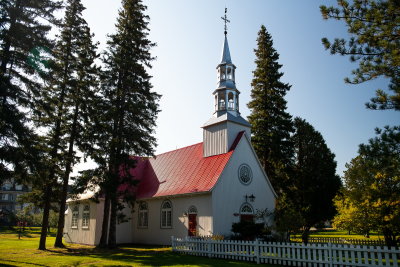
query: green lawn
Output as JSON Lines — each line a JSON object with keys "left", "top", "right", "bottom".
{"left": 0, "top": 228, "right": 280, "bottom": 267}
{"left": 292, "top": 229, "right": 384, "bottom": 240}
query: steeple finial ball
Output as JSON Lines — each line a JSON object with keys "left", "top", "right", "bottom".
{"left": 221, "top": 7, "right": 230, "bottom": 35}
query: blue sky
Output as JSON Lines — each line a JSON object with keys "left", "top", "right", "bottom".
{"left": 79, "top": 0, "right": 398, "bottom": 176}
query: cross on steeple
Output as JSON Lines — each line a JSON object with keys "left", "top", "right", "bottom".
{"left": 221, "top": 8, "right": 230, "bottom": 35}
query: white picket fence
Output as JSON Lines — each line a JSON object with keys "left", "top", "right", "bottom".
{"left": 171, "top": 236, "right": 400, "bottom": 266}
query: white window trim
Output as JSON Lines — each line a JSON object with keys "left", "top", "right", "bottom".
{"left": 160, "top": 200, "right": 172, "bottom": 229}
{"left": 138, "top": 202, "right": 148, "bottom": 228}
{"left": 82, "top": 205, "right": 90, "bottom": 229}
{"left": 71, "top": 206, "right": 79, "bottom": 229}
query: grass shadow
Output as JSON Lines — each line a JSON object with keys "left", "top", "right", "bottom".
{"left": 46, "top": 244, "right": 268, "bottom": 267}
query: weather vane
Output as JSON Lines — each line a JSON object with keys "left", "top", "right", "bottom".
{"left": 221, "top": 7, "right": 230, "bottom": 35}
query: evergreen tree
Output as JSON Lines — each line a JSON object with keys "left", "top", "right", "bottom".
{"left": 53, "top": 0, "right": 99, "bottom": 248}
{"left": 0, "top": 0, "right": 61, "bottom": 185}
{"left": 34, "top": 0, "right": 99, "bottom": 250}
{"left": 90, "top": 0, "right": 160, "bottom": 248}
{"left": 289, "top": 117, "right": 341, "bottom": 244}
{"left": 321, "top": 0, "right": 400, "bottom": 111}
{"left": 247, "top": 25, "right": 294, "bottom": 193}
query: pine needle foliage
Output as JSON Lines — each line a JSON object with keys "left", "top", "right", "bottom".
{"left": 289, "top": 117, "right": 342, "bottom": 244}
{"left": 88, "top": 0, "right": 160, "bottom": 249}
{"left": 320, "top": 0, "right": 400, "bottom": 111}
{"left": 247, "top": 25, "right": 294, "bottom": 194}
{"left": 33, "top": 0, "right": 99, "bottom": 250}
{"left": 0, "top": 0, "right": 61, "bottom": 185}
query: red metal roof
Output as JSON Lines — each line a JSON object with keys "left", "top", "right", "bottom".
{"left": 127, "top": 132, "right": 244, "bottom": 199}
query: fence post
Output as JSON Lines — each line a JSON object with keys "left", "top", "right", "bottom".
{"left": 171, "top": 236, "right": 175, "bottom": 251}
{"left": 254, "top": 239, "right": 260, "bottom": 264}
{"left": 328, "top": 242, "right": 333, "bottom": 267}
{"left": 207, "top": 239, "right": 212, "bottom": 258}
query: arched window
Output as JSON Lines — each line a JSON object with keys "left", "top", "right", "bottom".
{"left": 227, "top": 67, "right": 232, "bottom": 80}
{"left": 138, "top": 202, "right": 148, "bottom": 228}
{"left": 240, "top": 203, "right": 254, "bottom": 223}
{"left": 220, "top": 67, "right": 226, "bottom": 80}
{"left": 228, "top": 92, "right": 234, "bottom": 110}
{"left": 161, "top": 200, "right": 172, "bottom": 228}
{"left": 218, "top": 92, "right": 225, "bottom": 110}
{"left": 188, "top": 205, "right": 197, "bottom": 214}
{"left": 71, "top": 206, "right": 79, "bottom": 229}
{"left": 82, "top": 205, "right": 90, "bottom": 229}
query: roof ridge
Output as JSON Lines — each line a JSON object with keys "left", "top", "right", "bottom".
{"left": 155, "top": 142, "right": 203, "bottom": 157}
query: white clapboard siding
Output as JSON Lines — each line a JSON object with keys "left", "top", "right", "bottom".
{"left": 172, "top": 237, "right": 400, "bottom": 266}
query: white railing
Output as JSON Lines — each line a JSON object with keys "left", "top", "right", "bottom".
{"left": 171, "top": 236, "right": 400, "bottom": 266}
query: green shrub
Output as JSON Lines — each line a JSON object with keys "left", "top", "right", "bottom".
{"left": 231, "top": 221, "right": 264, "bottom": 240}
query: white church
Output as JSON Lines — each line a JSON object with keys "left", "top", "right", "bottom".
{"left": 64, "top": 29, "right": 277, "bottom": 246}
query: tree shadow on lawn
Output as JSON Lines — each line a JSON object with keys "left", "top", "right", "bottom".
{"left": 46, "top": 244, "right": 269, "bottom": 267}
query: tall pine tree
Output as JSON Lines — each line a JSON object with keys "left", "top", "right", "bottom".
{"left": 0, "top": 0, "right": 61, "bottom": 185}
{"left": 35, "top": 0, "right": 99, "bottom": 250}
{"left": 53, "top": 0, "right": 99, "bottom": 248}
{"left": 90, "top": 0, "right": 160, "bottom": 248}
{"left": 247, "top": 25, "right": 294, "bottom": 193}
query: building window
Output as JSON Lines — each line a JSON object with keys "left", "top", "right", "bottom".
{"left": 240, "top": 203, "right": 254, "bottom": 222}
{"left": 219, "top": 99, "right": 225, "bottom": 110}
{"left": 238, "top": 164, "right": 252, "bottom": 185}
{"left": 160, "top": 200, "right": 172, "bottom": 229}
{"left": 71, "top": 206, "right": 79, "bottom": 229}
{"left": 82, "top": 205, "right": 90, "bottom": 229}
{"left": 228, "top": 92, "right": 234, "bottom": 110}
{"left": 138, "top": 202, "right": 148, "bottom": 228}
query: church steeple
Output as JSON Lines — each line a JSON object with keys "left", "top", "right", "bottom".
{"left": 202, "top": 9, "right": 251, "bottom": 158}
{"left": 214, "top": 8, "right": 240, "bottom": 117}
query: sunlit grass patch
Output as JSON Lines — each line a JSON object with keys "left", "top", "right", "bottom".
{"left": 0, "top": 228, "right": 280, "bottom": 266}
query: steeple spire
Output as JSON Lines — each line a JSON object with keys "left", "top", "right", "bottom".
{"left": 220, "top": 35, "right": 232, "bottom": 64}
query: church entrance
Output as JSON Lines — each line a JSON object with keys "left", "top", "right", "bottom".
{"left": 188, "top": 205, "right": 197, "bottom": 236}
{"left": 188, "top": 214, "right": 197, "bottom": 236}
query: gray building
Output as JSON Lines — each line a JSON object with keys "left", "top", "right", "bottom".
{"left": 0, "top": 178, "right": 31, "bottom": 214}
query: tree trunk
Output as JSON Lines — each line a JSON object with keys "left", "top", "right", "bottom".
{"left": 383, "top": 227, "right": 397, "bottom": 247}
{"left": 38, "top": 184, "right": 52, "bottom": 250}
{"left": 108, "top": 194, "right": 117, "bottom": 249}
{"left": 38, "top": 32, "right": 72, "bottom": 250}
{"left": 54, "top": 102, "right": 80, "bottom": 248}
{"left": 98, "top": 194, "right": 110, "bottom": 248}
{"left": 301, "top": 226, "right": 311, "bottom": 244}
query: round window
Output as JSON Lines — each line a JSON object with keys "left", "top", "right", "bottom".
{"left": 238, "top": 164, "right": 252, "bottom": 185}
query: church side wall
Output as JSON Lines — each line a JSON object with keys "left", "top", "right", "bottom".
{"left": 203, "top": 122, "right": 227, "bottom": 157}
{"left": 211, "top": 136, "right": 276, "bottom": 236}
{"left": 64, "top": 200, "right": 98, "bottom": 246}
{"left": 116, "top": 204, "right": 134, "bottom": 244}
{"left": 64, "top": 199, "right": 134, "bottom": 246}
{"left": 132, "top": 194, "right": 212, "bottom": 245}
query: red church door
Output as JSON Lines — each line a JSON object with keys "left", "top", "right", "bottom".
{"left": 188, "top": 214, "right": 197, "bottom": 236}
